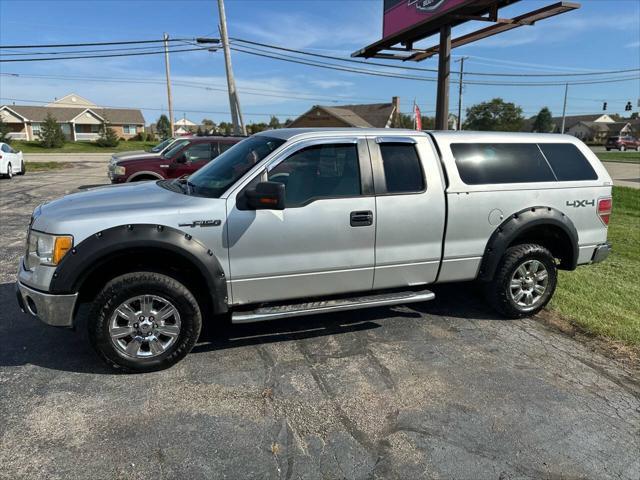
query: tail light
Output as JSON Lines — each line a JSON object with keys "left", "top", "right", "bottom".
{"left": 598, "top": 197, "right": 612, "bottom": 226}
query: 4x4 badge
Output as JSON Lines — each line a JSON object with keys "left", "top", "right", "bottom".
{"left": 566, "top": 200, "right": 595, "bottom": 208}
{"left": 178, "top": 219, "right": 221, "bottom": 228}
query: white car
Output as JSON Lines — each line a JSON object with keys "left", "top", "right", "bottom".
{"left": 0, "top": 142, "right": 25, "bottom": 179}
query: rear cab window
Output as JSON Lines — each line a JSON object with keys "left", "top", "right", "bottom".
{"left": 378, "top": 143, "right": 425, "bottom": 193}
{"left": 450, "top": 142, "right": 598, "bottom": 185}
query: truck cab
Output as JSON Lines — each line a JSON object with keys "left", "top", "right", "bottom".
{"left": 16, "top": 128, "right": 612, "bottom": 371}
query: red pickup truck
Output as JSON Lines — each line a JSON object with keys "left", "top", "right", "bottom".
{"left": 108, "top": 136, "right": 244, "bottom": 183}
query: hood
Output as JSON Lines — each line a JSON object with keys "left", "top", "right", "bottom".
{"left": 113, "top": 152, "right": 162, "bottom": 162}
{"left": 33, "top": 181, "right": 223, "bottom": 243}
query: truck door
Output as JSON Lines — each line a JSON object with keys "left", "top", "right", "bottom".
{"left": 368, "top": 136, "right": 446, "bottom": 289}
{"left": 225, "top": 137, "right": 376, "bottom": 305}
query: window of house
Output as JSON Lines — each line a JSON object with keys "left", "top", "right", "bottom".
{"left": 379, "top": 143, "right": 425, "bottom": 193}
{"left": 451, "top": 143, "right": 556, "bottom": 185}
{"left": 91, "top": 124, "right": 100, "bottom": 133}
{"left": 31, "top": 123, "right": 42, "bottom": 136}
{"left": 123, "top": 125, "right": 137, "bottom": 135}
{"left": 538, "top": 144, "right": 598, "bottom": 181}
{"left": 268, "top": 143, "right": 361, "bottom": 207}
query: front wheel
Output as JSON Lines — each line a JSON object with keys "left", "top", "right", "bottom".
{"left": 16, "top": 160, "right": 25, "bottom": 175}
{"left": 5, "top": 163, "right": 12, "bottom": 179}
{"left": 484, "top": 243, "right": 557, "bottom": 319}
{"left": 88, "top": 272, "right": 202, "bottom": 372}
{"left": 619, "top": 145, "right": 626, "bottom": 152}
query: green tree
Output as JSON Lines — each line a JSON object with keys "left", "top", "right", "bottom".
{"left": 284, "top": 118, "right": 293, "bottom": 127}
{"left": 0, "top": 117, "right": 11, "bottom": 144}
{"left": 247, "top": 122, "right": 268, "bottom": 134}
{"left": 40, "top": 113, "right": 66, "bottom": 148}
{"left": 96, "top": 123, "right": 120, "bottom": 147}
{"left": 268, "top": 115, "right": 281, "bottom": 130}
{"left": 218, "top": 122, "right": 233, "bottom": 135}
{"left": 201, "top": 118, "right": 216, "bottom": 134}
{"left": 463, "top": 98, "right": 524, "bottom": 132}
{"left": 532, "top": 107, "right": 553, "bottom": 133}
{"left": 156, "top": 114, "right": 171, "bottom": 140}
{"left": 631, "top": 112, "right": 639, "bottom": 120}
{"left": 392, "top": 112, "right": 414, "bottom": 129}
{"left": 196, "top": 126, "right": 205, "bottom": 136}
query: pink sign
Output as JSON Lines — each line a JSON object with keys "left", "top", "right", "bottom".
{"left": 383, "top": 0, "right": 473, "bottom": 39}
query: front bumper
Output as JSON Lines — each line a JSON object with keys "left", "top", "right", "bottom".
{"left": 15, "top": 281, "right": 78, "bottom": 328}
{"left": 591, "top": 242, "right": 612, "bottom": 264}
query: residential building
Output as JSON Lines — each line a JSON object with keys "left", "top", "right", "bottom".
{"left": 0, "top": 94, "right": 145, "bottom": 141}
{"left": 522, "top": 113, "right": 637, "bottom": 143}
{"left": 174, "top": 117, "right": 198, "bottom": 135}
{"left": 288, "top": 97, "right": 400, "bottom": 128}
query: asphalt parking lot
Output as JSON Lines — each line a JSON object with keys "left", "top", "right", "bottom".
{"left": 1, "top": 163, "right": 639, "bottom": 480}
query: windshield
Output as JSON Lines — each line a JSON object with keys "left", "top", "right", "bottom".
{"left": 186, "top": 136, "right": 286, "bottom": 198}
{"left": 150, "top": 138, "right": 173, "bottom": 153}
{"left": 162, "top": 139, "right": 191, "bottom": 158}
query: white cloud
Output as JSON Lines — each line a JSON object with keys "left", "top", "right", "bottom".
{"left": 626, "top": 40, "right": 640, "bottom": 48}
{"left": 309, "top": 79, "right": 354, "bottom": 89}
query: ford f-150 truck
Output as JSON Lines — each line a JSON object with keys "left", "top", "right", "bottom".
{"left": 16, "top": 128, "right": 613, "bottom": 372}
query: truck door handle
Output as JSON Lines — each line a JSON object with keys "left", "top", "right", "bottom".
{"left": 350, "top": 210, "right": 373, "bottom": 227}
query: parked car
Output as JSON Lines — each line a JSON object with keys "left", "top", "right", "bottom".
{"left": 110, "top": 137, "right": 189, "bottom": 163}
{"left": 108, "top": 136, "right": 244, "bottom": 183}
{"left": 605, "top": 135, "right": 640, "bottom": 151}
{"left": 17, "top": 129, "right": 613, "bottom": 372}
{"left": 0, "top": 142, "right": 25, "bottom": 179}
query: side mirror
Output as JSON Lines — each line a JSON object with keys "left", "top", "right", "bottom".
{"left": 245, "top": 181, "right": 285, "bottom": 210}
{"left": 175, "top": 154, "right": 187, "bottom": 164}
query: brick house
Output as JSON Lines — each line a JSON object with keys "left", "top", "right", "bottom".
{"left": 0, "top": 94, "right": 145, "bottom": 141}
{"left": 288, "top": 97, "right": 401, "bottom": 128}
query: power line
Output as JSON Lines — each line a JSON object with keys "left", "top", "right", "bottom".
{"left": 0, "top": 39, "right": 191, "bottom": 49}
{"left": 230, "top": 37, "right": 640, "bottom": 78}
{"left": 0, "top": 44, "right": 182, "bottom": 56}
{"left": 0, "top": 46, "right": 211, "bottom": 63}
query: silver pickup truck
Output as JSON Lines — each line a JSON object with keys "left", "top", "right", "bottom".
{"left": 16, "top": 128, "right": 612, "bottom": 371}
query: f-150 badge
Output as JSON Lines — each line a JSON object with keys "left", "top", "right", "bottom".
{"left": 178, "top": 219, "right": 221, "bottom": 228}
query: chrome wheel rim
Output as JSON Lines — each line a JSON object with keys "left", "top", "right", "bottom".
{"left": 509, "top": 260, "right": 548, "bottom": 309}
{"left": 109, "top": 295, "right": 181, "bottom": 358}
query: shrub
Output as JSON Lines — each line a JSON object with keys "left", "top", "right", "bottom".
{"left": 40, "top": 113, "right": 65, "bottom": 148}
{"left": 0, "top": 117, "right": 11, "bottom": 145}
{"left": 95, "top": 123, "right": 120, "bottom": 148}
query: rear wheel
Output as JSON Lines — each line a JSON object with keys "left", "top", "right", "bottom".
{"left": 5, "top": 163, "right": 12, "bottom": 179}
{"left": 88, "top": 272, "right": 202, "bottom": 372}
{"left": 484, "top": 243, "right": 557, "bottom": 319}
{"left": 620, "top": 145, "right": 626, "bottom": 152}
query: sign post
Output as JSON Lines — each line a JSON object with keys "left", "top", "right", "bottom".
{"left": 353, "top": 1, "right": 580, "bottom": 131}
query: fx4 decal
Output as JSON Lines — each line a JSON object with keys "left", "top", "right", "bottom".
{"left": 566, "top": 199, "right": 595, "bottom": 208}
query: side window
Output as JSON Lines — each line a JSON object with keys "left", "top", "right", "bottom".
{"left": 451, "top": 143, "right": 555, "bottom": 185}
{"left": 538, "top": 144, "right": 598, "bottom": 181}
{"left": 268, "top": 143, "right": 360, "bottom": 207}
{"left": 1, "top": 144, "right": 9, "bottom": 153}
{"left": 379, "top": 143, "right": 425, "bottom": 193}
{"left": 219, "top": 142, "right": 234, "bottom": 154}
{"left": 184, "top": 143, "right": 212, "bottom": 163}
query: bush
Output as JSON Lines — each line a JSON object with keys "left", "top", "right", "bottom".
{"left": 40, "top": 113, "right": 65, "bottom": 148}
{"left": 0, "top": 117, "right": 11, "bottom": 144}
{"left": 95, "top": 123, "right": 120, "bottom": 148}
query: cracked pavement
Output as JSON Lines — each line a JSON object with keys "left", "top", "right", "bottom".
{"left": 1, "top": 163, "right": 639, "bottom": 479}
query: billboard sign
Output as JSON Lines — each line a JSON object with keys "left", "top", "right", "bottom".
{"left": 383, "top": 0, "right": 474, "bottom": 39}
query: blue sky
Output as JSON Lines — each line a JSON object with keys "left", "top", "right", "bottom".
{"left": 1, "top": 0, "right": 639, "bottom": 126}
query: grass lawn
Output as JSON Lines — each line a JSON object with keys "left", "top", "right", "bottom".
{"left": 596, "top": 151, "right": 640, "bottom": 164}
{"left": 25, "top": 162, "right": 72, "bottom": 171}
{"left": 550, "top": 186, "right": 640, "bottom": 346}
{"left": 11, "top": 140, "right": 158, "bottom": 154}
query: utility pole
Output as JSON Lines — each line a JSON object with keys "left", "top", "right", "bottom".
{"left": 560, "top": 83, "right": 568, "bottom": 134}
{"left": 163, "top": 33, "right": 175, "bottom": 137}
{"left": 217, "top": 0, "right": 246, "bottom": 135}
{"left": 455, "top": 56, "right": 468, "bottom": 131}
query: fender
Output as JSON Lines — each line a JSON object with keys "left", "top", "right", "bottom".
{"left": 49, "top": 224, "right": 228, "bottom": 314}
{"left": 127, "top": 170, "right": 164, "bottom": 182}
{"left": 478, "top": 206, "right": 579, "bottom": 281}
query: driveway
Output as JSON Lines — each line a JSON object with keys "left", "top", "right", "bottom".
{"left": 603, "top": 161, "right": 640, "bottom": 189}
{"left": 0, "top": 164, "right": 639, "bottom": 480}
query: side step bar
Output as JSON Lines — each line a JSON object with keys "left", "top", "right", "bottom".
{"left": 231, "top": 289, "right": 435, "bottom": 324}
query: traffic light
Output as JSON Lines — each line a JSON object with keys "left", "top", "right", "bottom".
{"left": 602, "top": 102, "right": 607, "bottom": 111}
{"left": 625, "top": 101, "right": 632, "bottom": 112}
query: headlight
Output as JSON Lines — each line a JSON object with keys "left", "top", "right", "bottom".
{"left": 114, "top": 166, "right": 126, "bottom": 175}
{"left": 26, "top": 231, "right": 73, "bottom": 270}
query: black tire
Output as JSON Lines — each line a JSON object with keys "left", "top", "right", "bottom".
{"left": 619, "top": 145, "right": 626, "bottom": 152}
{"left": 16, "top": 161, "right": 25, "bottom": 175}
{"left": 484, "top": 243, "right": 557, "bottom": 319}
{"left": 606, "top": 148, "right": 611, "bottom": 151}
{"left": 88, "top": 272, "right": 202, "bottom": 372}
{"left": 5, "top": 163, "right": 12, "bottom": 179}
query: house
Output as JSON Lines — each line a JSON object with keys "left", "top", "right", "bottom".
{"left": 288, "top": 97, "right": 400, "bottom": 128}
{"left": 174, "top": 117, "right": 198, "bottom": 135}
{"left": 522, "top": 113, "right": 637, "bottom": 143}
{"left": 0, "top": 94, "right": 145, "bottom": 141}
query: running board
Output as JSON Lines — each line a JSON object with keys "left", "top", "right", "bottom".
{"left": 231, "top": 289, "right": 435, "bottom": 323}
